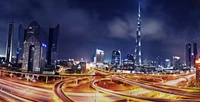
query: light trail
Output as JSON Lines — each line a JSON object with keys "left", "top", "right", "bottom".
{"left": 91, "top": 78, "right": 199, "bottom": 102}
{"left": 112, "top": 76, "right": 200, "bottom": 98}
{"left": 54, "top": 77, "right": 88, "bottom": 102}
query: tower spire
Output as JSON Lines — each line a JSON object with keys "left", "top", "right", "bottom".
{"left": 134, "top": 1, "right": 142, "bottom": 66}
{"left": 139, "top": 1, "right": 141, "bottom": 14}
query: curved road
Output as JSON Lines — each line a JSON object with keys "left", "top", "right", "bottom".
{"left": 92, "top": 78, "right": 200, "bottom": 102}
{"left": 54, "top": 77, "right": 88, "bottom": 102}
{"left": 112, "top": 76, "right": 200, "bottom": 98}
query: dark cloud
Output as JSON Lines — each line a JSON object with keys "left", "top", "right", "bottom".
{"left": 0, "top": 0, "right": 200, "bottom": 62}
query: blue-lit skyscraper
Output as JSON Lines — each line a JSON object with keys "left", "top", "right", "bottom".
{"left": 6, "top": 20, "right": 14, "bottom": 63}
{"left": 22, "top": 21, "right": 48, "bottom": 73}
{"left": 111, "top": 50, "right": 121, "bottom": 65}
{"left": 16, "top": 24, "right": 24, "bottom": 63}
{"left": 47, "top": 24, "right": 60, "bottom": 66}
{"left": 134, "top": 2, "right": 142, "bottom": 66}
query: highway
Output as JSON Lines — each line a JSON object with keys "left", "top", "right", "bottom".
{"left": 54, "top": 80, "right": 74, "bottom": 102}
{"left": 112, "top": 75, "right": 200, "bottom": 98}
{"left": 0, "top": 68, "right": 198, "bottom": 102}
{"left": 54, "top": 77, "right": 88, "bottom": 102}
{"left": 91, "top": 78, "right": 200, "bottom": 102}
{"left": 0, "top": 89, "right": 32, "bottom": 102}
{"left": 0, "top": 78, "right": 53, "bottom": 102}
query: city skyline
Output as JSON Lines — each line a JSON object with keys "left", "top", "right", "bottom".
{"left": 0, "top": 0, "right": 200, "bottom": 61}
{"left": 0, "top": 0, "right": 200, "bottom": 102}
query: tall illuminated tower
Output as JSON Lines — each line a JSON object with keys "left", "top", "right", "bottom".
{"left": 111, "top": 50, "right": 121, "bottom": 65}
{"left": 6, "top": 20, "right": 14, "bottom": 63}
{"left": 134, "top": 2, "right": 142, "bottom": 65}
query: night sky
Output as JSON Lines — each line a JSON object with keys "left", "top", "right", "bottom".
{"left": 0, "top": 0, "right": 200, "bottom": 62}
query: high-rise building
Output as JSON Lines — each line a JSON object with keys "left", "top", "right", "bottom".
{"left": 16, "top": 24, "right": 24, "bottom": 63}
{"left": 186, "top": 43, "right": 192, "bottom": 68}
{"left": 172, "top": 56, "right": 181, "bottom": 69}
{"left": 94, "top": 49, "right": 104, "bottom": 65}
{"left": 47, "top": 24, "right": 60, "bottom": 66}
{"left": 111, "top": 50, "right": 121, "bottom": 65}
{"left": 156, "top": 56, "right": 163, "bottom": 67}
{"left": 127, "top": 53, "right": 134, "bottom": 60}
{"left": 164, "top": 59, "right": 171, "bottom": 68}
{"left": 134, "top": 2, "right": 142, "bottom": 66}
{"left": 122, "top": 53, "right": 135, "bottom": 70}
{"left": 193, "top": 41, "right": 198, "bottom": 66}
{"left": 6, "top": 20, "right": 14, "bottom": 63}
{"left": 22, "top": 21, "right": 48, "bottom": 73}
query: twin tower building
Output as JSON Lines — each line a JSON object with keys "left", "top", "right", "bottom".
{"left": 6, "top": 20, "right": 60, "bottom": 73}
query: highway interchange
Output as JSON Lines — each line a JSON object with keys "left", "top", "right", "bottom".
{"left": 0, "top": 68, "right": 199, "bottom": 102}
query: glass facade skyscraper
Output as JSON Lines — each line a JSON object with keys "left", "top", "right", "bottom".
{"left": 111, "top": 50, "right": 121, "bottom": 65}
{"left": 47, "top": 24, "right": 60, "bottom": 66}
{"left": 95, "top": 49, "right": 104, "bottom": 64}
{"left": 16, "top": 24, "right": 24, "bottom": 63}
{"left": 6, "top": 20, "right": 14, "bottom": 63}
{"left": 22, "top": 21, "right": 48, "bottom": 73}
{"left": 193, "top": 42, "right": 198, "bottom": 67}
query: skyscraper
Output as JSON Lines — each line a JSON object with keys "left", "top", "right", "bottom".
{"left": 193, "top": 41, "right": 198, "bottom": 66}
{"left": 186, "top": 43, "right": 192, "bottom": 68}
{"left": 122, "top": 53, "right": 134, "bottom": 70}
{"left": 111, "top": 50, "right": 121, "bottom": 65}
{"left": 134, "top": 2, "right": 142, "bottom": 65}
{"left": 156, "top": 56, "right": 163, "bottom": 67}
{"left": 95, "top": 49, "right": 104, "bottom": 64}
{"left": 16, "top": 24, "right": 24, "bottom": 63}
{"left": 164, "top": 59, "right": 171, "bottom": 68}
{"left": 22, "top": 21, "right": 48, "bottom": 73}
{"left": 47, "top": 24, "right": 60, "bottom": 65}
{"left": 6, "top": 20, "right": 14, "bottom": 63}
{"left": 127, "top": 53, "right": 134, "bottom": 60}
{"left": 172, "top": 56, "right": 181, "bottom": 69}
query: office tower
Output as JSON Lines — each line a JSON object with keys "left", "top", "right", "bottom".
{"left": 164, "top": 59, "right": 171, "bottom": 68}
{"left": 172, "top": 56, "right": 181, "bottom": 69}
{"left": 95, "top": 49, "right": 104, "bottom": 64}
{"left": 193, "top": 42, "right": 198, "bottom": 58}
{"left": 78, "top": 62, "right": 86, "bottom": 71}
{"left": 127, "top": 53, "right": 134, "bottom": 60}
{"left": 47, "top": 24, "right": 60, "bottom": 65}
{"left": 193, "top": 41, "right": 198, "bottom": 66}
{"left": 186, "top": 43, "right": 192, "bottom": 68}
{"left": 22, "top": 21, "right": 48, "bottom": 73}
{"left": 6, "top": 20, "right": 14, "bottom": 63}
{"left": 134, "top": 2, "right": 142, "bottom": 66}
{"left": 195, "top": 58, "right": 200, "bottom": 88}
{"left": 16, "top": 24, "right": 24, "bottom": 63}
{"left": 122, "top": 53, "right": 134, "bottom": 70}
{"left": 111, "top": 50, "right": 121, "bottom": 65}
{"left": 156, "top": 56, "right": 163, "bottom": 67}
